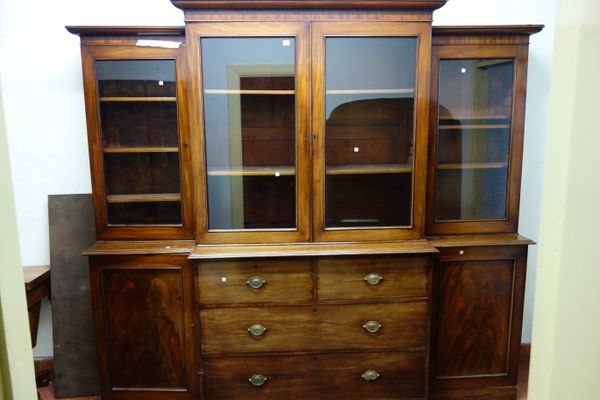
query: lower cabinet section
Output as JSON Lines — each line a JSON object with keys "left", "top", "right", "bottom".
{"left": 430, "top": 245, "right": 528, "bottom": 398}
{"left": 88, "top": 244, "right": 529, "bottom": 399}
{"left": 202, "top": 352, "right": 426, "bottom": 400}
{"left": 89, "top": 255, "right": 197, "bottom": 400}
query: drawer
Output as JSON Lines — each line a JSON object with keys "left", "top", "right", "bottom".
{"left": 197, "top": 259, "right": 313, "bottom": 305}
{"left": 202, "top": 351, "right": 425, "bottom": 400}
{"left": 201, "top": 302, "right": 427, "bottom": 356}
{"left": 317, "top": 256, "right": 429, "bottom": 301}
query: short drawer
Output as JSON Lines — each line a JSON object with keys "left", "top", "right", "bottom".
{"left": 202, "top": 351, "right": 425, "bottom": 400}
{"left": 197, "top": 259, "right": 313, "bottom": 305}
{"left": 317, "top": 256, "right": 429, "bottom": 301}
{"left": 201, "top": 302, "right": 427, "bottom": 356}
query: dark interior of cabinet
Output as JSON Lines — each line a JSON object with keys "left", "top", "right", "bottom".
{"left": 107, "top": 202, "right": 182, "bottom": 225}
{"left": 100, "top": 102, "right": 179, "bottom": 148}
{"left": 104, "top": 153, "right": 181, "bottom": 195}
{"left": 240, "top": 92, "right": 295, "bottom": 167}
{"left": 98, "top": 79, "right": 176, "bottom": 97}
{"left": 326, "top": 173, "right": 412, "bottom": 227}
{"left": 435, "top": 168, "right": 508, "bottom": 221}
{"left": 207, "top": 175, "right": 295, "bottom": 230}
{"left": 326, "top": 97, "right": 414, "bottom": 165}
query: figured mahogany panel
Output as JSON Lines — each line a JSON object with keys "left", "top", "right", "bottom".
{"left": 102, "top": 268, "right": 187, "bottom": 389}
{"left": 201, "top": 302, "right": 427, "bottom": 356}
{"left": 317, "top": 256, "right": 429, "bottom": 300}
{"left": 197, "top": 259, "right": 313, "bottom": 305}
{"left": 435, "top": 259, "right": 514, "bottom": 378}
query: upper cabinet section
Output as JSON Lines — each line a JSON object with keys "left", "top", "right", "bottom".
{"left": 71, "top": 28, "right": 193, "bottom": 240}
{"left": 426, "top": 26, "right": 543, "bottom": 235}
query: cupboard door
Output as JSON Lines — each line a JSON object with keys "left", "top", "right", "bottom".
{"left": 187, "top": 22, "right": 310, "bottom": 243}
{"left": 89, "top": 256, "right": 196, "bottom": 399}
{"left": 312, "top": 22, "right": 431, "bottom": 241}
{"left": 426, "top": 44, "right": 529, "bottom": 235}
{"left": 81, "top": 44, "right": 193, "bottom": 239}
{"left": 430, "top": 246, "right": 527, "bottom": 390}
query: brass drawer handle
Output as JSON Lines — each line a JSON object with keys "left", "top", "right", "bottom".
{"left": 361, "top": 370, "right": 380, "bottom": 382}
{"left": 364, "top": 272, "right": 383, "bottom": 286}
{"left": 247, "top": 276, "right": 266, "bottom": 289}
{"left": 363, "top": 320, "right": 382, "bottom": 333}
{"left": 249, "top": 374, "right": 267, "bottom": 386}
{"left": 247, "top": 323, "right": 267, "bottom": 336}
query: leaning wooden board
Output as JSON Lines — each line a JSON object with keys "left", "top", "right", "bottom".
{"left": 49, "top": 194, "right": 99, "bottom": 397}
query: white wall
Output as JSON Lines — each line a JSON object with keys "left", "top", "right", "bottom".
{"left": 0, "top": 0, "right": 552, "bottom": 358}
{"left": 433, "top": 0, "right": 555, "bottom": 343}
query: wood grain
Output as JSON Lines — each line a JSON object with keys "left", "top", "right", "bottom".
{"left": 317, "top": 256, "right": 428, "bottom": 300}
{"left": 202, "top": 351, "right": 426, "bottom": 400}
{"left": 197, "top": 259, "right": 313, "bottom": 305}
{"left": 171, "top": 0, "right": 448, "bottom": 11}
{"left": 201, "top": 302, "right": 427, "bottom": 356}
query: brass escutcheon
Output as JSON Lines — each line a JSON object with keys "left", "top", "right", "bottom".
{"left": 247, "top": 276, "right": 266, "bottom": 289}
{"left": 363, "top": 320, "right": 382, "bottom": 333}
{"left": 364, "top": 272, "right": 383, "bottom": 286}
{"left": 361, "top": 370, "right": 380, "bottom": 382}
{"left": 249, "top": 374, "right": 267, "bottom": 386}
{"left": 247, "top": 323, "right": 267, "bottom": 336}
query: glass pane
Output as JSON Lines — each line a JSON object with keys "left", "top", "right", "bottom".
{"left": 96, "top": 60, "right": 182, "bottom": 226}
{"left": 435, "top": 59, "right": 514, "bottom": 221}
{"left": 201, "top": 38, "right": 296, "bottom": 230}
{"left": 325, "top": 37, "right": 417, "bottom": 228}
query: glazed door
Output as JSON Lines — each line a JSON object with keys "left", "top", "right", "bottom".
{"left": 81, "top": 44, "right": 193, "bottom": 239}
{"left": 187, "top": 22, "right": 310, "bottom": 243}
{"left": 311, "top": 22, "right": 431, "bottom": 242}
{"left": 426, "top": 44, "right": 529, "bottom": 234}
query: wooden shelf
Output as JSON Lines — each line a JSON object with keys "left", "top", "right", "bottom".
{"left": 437, "top": 162, "right": 508, "bottom": 170}
{"left": 326, "top": 164, "right": 413, "bottom": 175}
{"left": 439, "top": 115, "right": 508, "bottom": 121}
{"left": 103, "top": 147, "right": 179, "bottom": 154}
{"left": 106, "top": 193, "right": 181, "bottom": 203}
{"left": 439, "top": 124, "right": 510, "bottom": 130}
{"left": 204, "top": 89, "right": 295, "bottom": 95}
{"left": 99, "top": 96, "right": 176, "bottom": 102}
{"left": 326, "top": 88, "right": 414, "bottom": 95}
{"left": 207, "top": 166, "right": 295, "bottom": 177}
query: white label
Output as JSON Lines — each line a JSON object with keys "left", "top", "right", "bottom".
{"left": 275, "top": 171, "right": 281, "bottom": 177}
{"left": 353, "top": 147, "right": 360, "bottom": 153}
{"left": 282, "top": 39, "right": 291, "bottom": 47}
{"left": 136, "top": 39, "right": 181, "bottom": 49}
{"left": 460, "top": 68, "right": 467, "bottom": 74}
{"left": 221, "top": 277, "right": 227, "bottom": 283}
{"left": 158, "top": 80, "right": 164, "bottom": 86}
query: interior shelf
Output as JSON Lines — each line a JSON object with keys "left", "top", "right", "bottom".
{"left": 326, "top": 164, "right": 413, "bottom": 175}
{"left": 106, "top": 193, "right": 182, "bottom": 203}
{"left": 99, "top": 97, "right": 177, "bottom": 102}
{"left": 103, "top": 147, "right": 179, "bottom": 154}
{"left": 204, "top": 89, "right": 295, "bottom": 95}
{"left": 437, "top": 162, "right": 508, "bottom": 170}
{"left": 206, "top": 166, "right": 296, "bottom": 177}
{"left": 439, "top": 115, "right": 508, "bottom": 121}
{"left": 438, "top": 124, "right": 510, "bottom": 130}
{"left": 325, "top": 88, "right": 414, "bottom": 95}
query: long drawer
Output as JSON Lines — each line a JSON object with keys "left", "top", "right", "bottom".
{"left": 317, "top": 256, "right": 429, "bottom": 301}
{"left": 202, "top": 351, "right": 425, "bottom": 400}
{"left": 197, "top": 259, "right": 313, "bottom": 305}
{"left": 201, "top": 302, "right": 427, "bottom": 356}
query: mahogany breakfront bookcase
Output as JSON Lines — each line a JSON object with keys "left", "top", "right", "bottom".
{"left": 67, "top": 1, "right": 542, "bottom": 398}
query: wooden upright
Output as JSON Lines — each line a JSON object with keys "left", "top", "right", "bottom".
{"left": 68, "top": 1, "right": 542, "bottom": 398}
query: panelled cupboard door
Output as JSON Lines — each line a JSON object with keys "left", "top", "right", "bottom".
{"left": 311, "top": 22, "right": 432, "bottom": 242}
{"left": 89, "top": 256, "right": 197, "bottom": 400}
{"left": 430, "top": 246, "right": 527, "bottom": 391}
{"left": 426, "top": 43, "right": 529, "bottom": 235}
{"left": 81, "top": 43, "right": 193, "bottom": 240}
{"left": 186, "top": 22, "right": 311, "bottom": 243}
